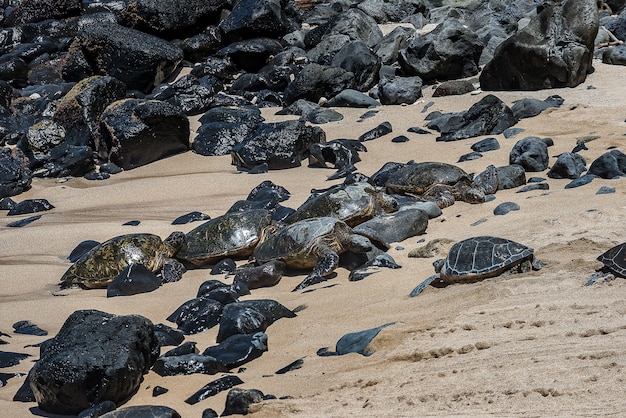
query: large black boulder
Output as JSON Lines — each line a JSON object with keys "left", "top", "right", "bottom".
{"left": 480, "top": 0, "right": 598, "bottom": 90}
{"left": 64, "top": 21, "right": 184, "bottom": 93}
{"left": 399, "top": 18, "right": 483, "bottom": 82}
{"left": 0, "top": 147, "right": 32, "bottom": 198}
{"left": 215, "top": 38, "right": 285, "bottom": 73}
{"left": 588, "top": 149, "right": 626, "bottom": 178}
{"left": 509, "top": 137, "right": 550, "bottom": 172}
{"left": 231, "top": 120, "right": 325, "bottom": 170}
{"left": 193, "top": 106, "right": 264, "bottom": 156}
{"left": 219, "top": 0, "right": 302, "bottom": 43}
{"left": 427, "top": 94, "right": 517, "bottom": 142}
{"left": 118, "top": 0, "right": 229, "bottom": 39}
{"left": 304, "top": 8, "right": 383, "bottom": 49}
{"left": 100, "top": 99, "right": 190, "bottom": 170}
{"left": 378, "top": 76, "right": 423, "bottom": 105}
{"left": 4, "top": 0, "right": 81, "bottom": 26}
{"left": 53, "top": 76, "right": 127, "bottom": 159}
{"left": 283, "top": 63, "right": 356, "bottom": 105}
{"left": 29, "top": 310, "right": 159, "bottom": 415}
{"left": 148, "top": 74, "right": 223, "bottom": 116}
{"left": 330, "top": 41, "right": 381, "bottom": 92}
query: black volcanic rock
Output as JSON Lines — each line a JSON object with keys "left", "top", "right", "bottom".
{"left": 53, "top": 76, "right": 127, "bottom": 160}
{"left": 427, "top": 94, "right": 516, "bottom": 142}
{"left": 547, "top": 152, "right": 586, "bottom": 179}
{"left": 399, "top": 18, "right": 483, "bottom": 82}
{"left": 29, "top": 310, "right": 159, "bottom": 416}
{"left": 64, "top": 21, "right": 183, "bottom": 93}
{"left": 480, "top": 0, "right": 598, "bottom": 90}
{"left": 118, "top": 0, "right": 229, "bottom": 39}
{"left": 588, "top": 149, "right": 626, "bottom": 178}
{"left": 4, "top": 0, "right": 81, "bottom": 27}
{"left": 0, "top": 147, "right": 32, "bottom": 198}
{"left": 509, "top": 137, "right": 550, "bottom": 172}
{"left": 284, "top": 63, "right": 356, "bottom": 105}
{"left": 231, "top": 120, "right": 325, "bottom": 170}
{"left": 100, "top": 99, "right": 190, "bottom": 170}
{"left": 219, "top": 0, "right": 302, "bottom": 43}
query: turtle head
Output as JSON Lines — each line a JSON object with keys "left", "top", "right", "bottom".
{"left": 348, "top": 234, "right": 372, "bottom": 253}
{"left": 163, "top": 231, "right": 185, "bottom": 256}
{"left": 433, "top": 258, "right": 445, "bottom": 273}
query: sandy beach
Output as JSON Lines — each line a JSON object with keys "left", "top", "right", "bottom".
{"left": 1, "top": 60, "right": 626, "bottom": 417}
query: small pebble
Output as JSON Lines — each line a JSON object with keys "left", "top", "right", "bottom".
{"left": 596, "top": 186, "right": 615, "bottom": 194}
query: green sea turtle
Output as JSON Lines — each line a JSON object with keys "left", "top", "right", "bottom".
{"left": 585, "top": 242, "right": 626, "bottom": 285}
{"left": 410, "top": 236, "right": 541, "bottom": 296}
{"left": 60, "top": 231, "right": 185, "bottom": 289}
{"left": 176, "top": 209, "right": 272, "bottom": 266}
{"left": 385, "top": 162, "right": 498, "bottom": 208}
{"left": 253, "top": 217, "right": 373, "bottom": 291}
{"left": 283, "top": 182, "right": 397, "bottom": 227}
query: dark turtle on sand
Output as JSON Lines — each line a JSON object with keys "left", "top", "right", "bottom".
{"left": 60, "top": 232, "right": 185, "bottom": 289}
{"left": 586, "top": 242, "right": 626, "bottom": 285}
{"left": 283, "top": 182, "right": 397, "bottom": 227}
{"left": 410, "top": 236, "right": 541, "bottom": 296}
{"left": 385, "top": 162, "right": 497, "bottom": 208}
{"left": 253, "top": 217, "right": 373, "bottom": 291}
{"left": 176, "top": 209, "right": 272, "bottom": 266}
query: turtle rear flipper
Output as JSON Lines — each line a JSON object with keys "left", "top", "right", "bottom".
{"left": 409, "top": 273, "right": 440, "bottom": 297}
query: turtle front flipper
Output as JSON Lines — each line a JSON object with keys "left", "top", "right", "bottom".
{"left": 292, "top": 251, "right": 340, "bottom": 291}
{"left": 409, "top": 273, "right": 440, "bottom": 297}
{"left": 293, "top": 273, "right": 328, "bottom": 291}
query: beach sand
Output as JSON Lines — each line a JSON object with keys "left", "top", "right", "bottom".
{"left": 1, "top": 60, "right": 626, "bottom": 417}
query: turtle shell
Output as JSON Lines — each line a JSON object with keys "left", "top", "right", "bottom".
{"left": 597, "top": 242, "right": 626, "bottom": 277}
{"left": 439, "top": 236, "right": 534, "bottom": 284}
{"left": 60, "top": 233, "right": 167, "bottom": 288}
{"left": 284, "top": 182, "right": 395, "bottom": 227}
{"left": 385, "top": 162, "right": 470, "bottom": 195}
{"left": 176, "top": 209, "right": 272, "bottom": 266}
{"left": 253, "top": 217, "right": 352, "bottom": 269}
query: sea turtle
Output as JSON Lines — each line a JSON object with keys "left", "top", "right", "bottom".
{"left": 176, "top": 209, "right": 272, "bottom": 266}
{"left": 253, "top": 217, "right": 373, "bottom": 291}
{"left": 283, "top": 182, "right": 398, "bottom": 227}
{"left": 60, "top": 231, "right": 185, "bottom": 289}
{"left": 585, "top": 242, "right": 626, "bottom": 285}
{"left": 410, "top": 236, "right": 541, "bottom": 297}
{"left": 385, "top": 162, "right": 497, "bottom": 208}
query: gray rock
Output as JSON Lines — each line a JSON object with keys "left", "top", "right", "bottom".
{"left": 307, "top": 34, "right": 351, "bottom": 65}
{"left": 374, "top": 26, "right": 415, "bottom": 65}
{"left": 432, "top": 79, "right": 475, "bottom": 97}
{"left": 565, "top": 174, "right": 596, "bottom": 189}
{"left": 511, "top": 95, "right": 564, "bottom": 120}
{"left": 353, "top": 208, "right": 428, "bottom": 245}
{"left": 471, "top": 137, "right": 500, "bottom": 152}
{"left": 399, "top": 18, "right": 483, "bottom": 82}
{"left": 493, "top": 201, "right": 520, "bottom": 215}
{"left": 330, "top": 41, "right": 381, "bottom": 91}
{"left": 588, "top": 149, "right": 626, "bottom": 178}
{"left": 509, "top": 137, "right": 549, "bottom": 172}
{"left": 304, "top": 9, "right": 383, "bottom": 49}
{"left": 428, "top": 94, "right": 517, "bottom": 142}
{"left": 497, "top": 164, "right": 526, "bottom": 190}
{"left": 480, "top": 0, "right": 598, "bottom": 90}
{"left": 326, "top": 89, "right": 380, "bottom": 108}
{"left": 283, "top": 63, "right": 356, "bottom": 105}
{"left": 30, "top": 310, "right": 159, "bottom": 415}
{"left": 547, "top": 152, "right": 586, "bottom": 179}
{"left": 378, "top": 76, "right": 423, "bottom": 105}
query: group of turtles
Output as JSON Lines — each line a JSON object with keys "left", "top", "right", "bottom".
{"left": 59, "top": 160, "right": 626, "bottom": 296}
